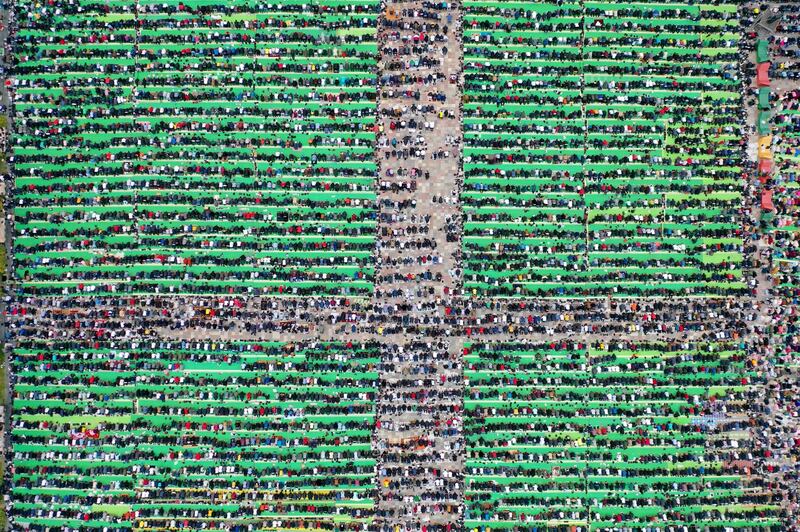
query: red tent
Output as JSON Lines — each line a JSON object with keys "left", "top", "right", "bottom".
{"left": 757, "top": 63, "right": 771, "bottom": 86}
{"left": 761, "top": 189, "right": 774, "bottom": 211}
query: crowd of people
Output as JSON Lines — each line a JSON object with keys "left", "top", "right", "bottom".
{"left": 463, "top": 340, "right": 785, "bottom": 528}
{"left": 5, "top": 0, "right": 387, "bottom": 529}
{"left": 373, "top": 1, "right": 465, "bottom": 529}
{"left": 747, "top": 1, "right": 800, "bottom": 524}
{"left": 11, "top": 0, "right": 379, "bottom": 298}
{"left": 462, "top": 0, "right": 745, "bottom": 298}
{"left": 1, "top": 0, "right": 800, "bottom": 530}
{"left": 13, "top": 340, "right": 379, "bottom": 530}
